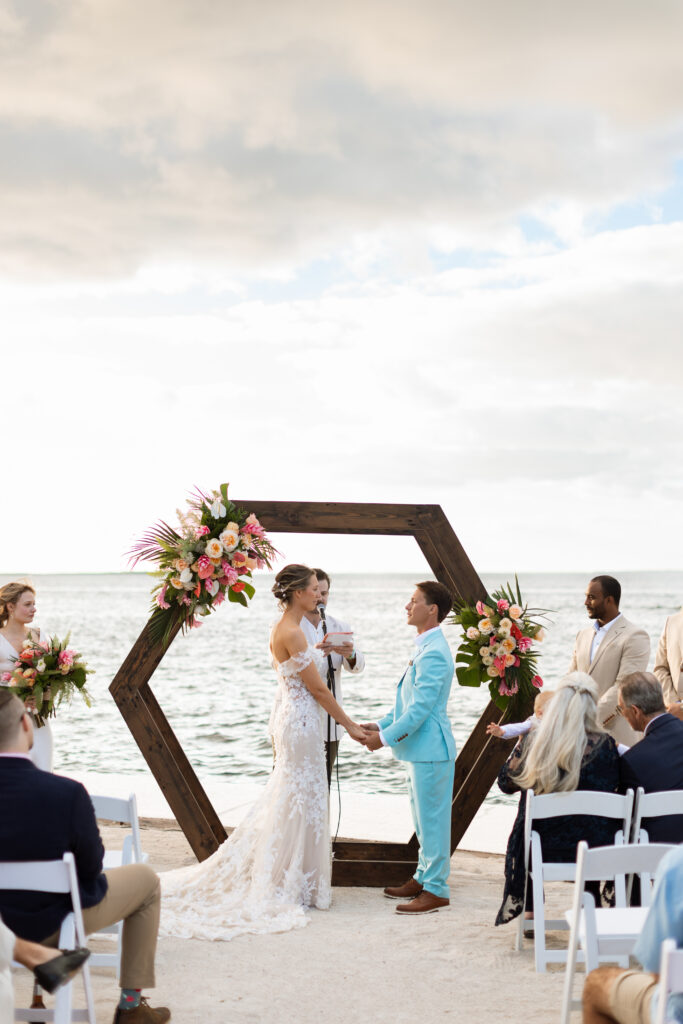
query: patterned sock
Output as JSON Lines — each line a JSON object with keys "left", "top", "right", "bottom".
{"left": 118, "top": 989, "right": 142, "bottom": 1010}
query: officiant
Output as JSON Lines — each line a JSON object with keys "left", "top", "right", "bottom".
{"left": 301, "top": 569, "right": 365, "bottom": 786}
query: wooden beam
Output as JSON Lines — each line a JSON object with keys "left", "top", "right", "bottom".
{"left": 230, "top": 500, "right": 441, "bottom": 536}
{"left": 332, "top": 858, "right": 418, "bottom": 887}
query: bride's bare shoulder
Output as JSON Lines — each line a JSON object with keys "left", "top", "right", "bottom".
{"left": 271, "top": 619, "right": 306, "bottom": 661}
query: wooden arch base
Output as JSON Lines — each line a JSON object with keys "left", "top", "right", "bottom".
{"left": 110, "top": 500, "right": 525, "bottom": 886}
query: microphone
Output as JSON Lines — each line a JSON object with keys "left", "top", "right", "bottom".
{"left": 317, "top": 602, "right": 327, "bottom": 623}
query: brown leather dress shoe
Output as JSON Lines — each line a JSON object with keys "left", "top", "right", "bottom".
{"left": 383, "top": 877, "right": 424, "bottom": 900}
{"left": 395, "top": 891, "right": 450, "bottom": 914}
{"left": 112, "top": 997, "right": 171, "bottom": 1023}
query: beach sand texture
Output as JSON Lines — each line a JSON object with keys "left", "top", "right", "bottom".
{"left": 13, "top": 822, "right": 578, "bottom": 1024}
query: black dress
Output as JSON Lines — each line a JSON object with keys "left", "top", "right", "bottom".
{"left": 495, "top": 731, "right": 621, "bottom": 925}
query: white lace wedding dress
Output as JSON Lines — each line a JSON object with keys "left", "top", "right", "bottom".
{"left": 160, "top": 646, "right": 331, "bottom": 940}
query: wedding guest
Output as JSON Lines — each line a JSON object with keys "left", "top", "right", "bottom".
{"left": 486, "top": 689, "right": 554, "bottom": 741}
{"left": 495, "top": 673, "right": 620, "bottom": 926}
{"left": 301, "top": 568, "right": 365, "bottom": 786}
{"left": 653, "top": 604, "right": 683, "bottom": 718}
{"left": 1, "top": 914, "right": 89, "bottom": 1017}
{"left": 581, "top": 846, "right": 683, "bottom": 1024}
{"left": 0, "top": 690, "right": 171, "bottom": 1024}
{"left": 617, "top": 672, "right": 683, "bottom": 842}
{"left": 0, "top": 581, "right": 53, "bottom": 771}
{"left": 568, "top": 575, "right": 650, "bottom": 746}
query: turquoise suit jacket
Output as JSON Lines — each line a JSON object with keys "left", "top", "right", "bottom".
{"left": 378, "top": 627, "right": 456, "bottom": 762}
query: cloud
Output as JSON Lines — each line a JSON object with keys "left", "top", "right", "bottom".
{"left": 1, "top": 0, "right": 683, "bottom": 276}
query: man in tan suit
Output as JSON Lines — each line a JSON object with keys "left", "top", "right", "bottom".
{"left": 653, "top": 606, "right": 683, "bottom": 717}
{"left": 568, "top": 575, "right": 650, "bottom": 746}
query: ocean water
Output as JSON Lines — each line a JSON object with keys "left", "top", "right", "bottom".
{"left": 2, "top": 571, "right": 681, "bottom": 805}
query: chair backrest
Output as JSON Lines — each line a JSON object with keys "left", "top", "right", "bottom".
{"left": 524, "top": 789, "right": 634, "bottom": 867}
{"left": 657, "top": 938, "right": 683, "bottom": 1024}
{"left": 91, "top": 792, "right": 144, "bottom": 862}
{"left": 0, "top": 853, "right": 87, "bottom": 944}
{"left": 575, "top": 840, "right": 677, "bottom": 908}
{"left": 633, "top": 788, "right": 683, "bottom": 842}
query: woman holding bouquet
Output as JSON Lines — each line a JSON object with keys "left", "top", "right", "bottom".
{"left": 0, "top": 581, "right": 53, "bottom": 771}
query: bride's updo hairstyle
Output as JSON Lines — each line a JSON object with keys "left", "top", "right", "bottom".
{"left": 272, "top": 564, "right": 314, "bottom": 608}
{"left": 0, "top": 581, "right": 36, "bottom": 629}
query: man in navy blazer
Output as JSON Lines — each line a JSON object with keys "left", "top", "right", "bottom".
{"left": 0, "top": 689, "right": 170, "bottom": 1023}
{"left": 617, "top": 671, "right": 683, "bottom": 842}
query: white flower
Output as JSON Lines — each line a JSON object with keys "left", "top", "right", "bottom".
{"left": 36, "top": 659, "right": 46, "bottom": 673}
{"left": 210, "top": 498, "right": 227, "bottom": 518}
{"left": 466, "top": 626, "right": 480, "bottom": 640}
{"left": 478, "top": 618, "right": 493, "bottom": 634}
{"left": 205, "top": 579, "right": 219, "bottom": 597}
{"left": 219, "top": 527, "right": 239, "bottom": 552}
{"left": 481, "top": 650, "right": 493, "bottom": 664}
{"left": 204, "top": 538, "right": 223, "bottom": 559}
{"left": 509, "top": 605, "right": 523, "bottom": 620}
{"left": 500, "top": 637, "right": 516, "bottom": 654}
{"left": 180, "top": 568, "right": 193, "bottom": 585}
{"left": 22, "top": 639, "right": 32, "bottom": 649}
{"left": 487, "top": 664, "right": 500, "bottom": 677}
{"left": 479, "top": 647, "right": 490, "bottom": 660}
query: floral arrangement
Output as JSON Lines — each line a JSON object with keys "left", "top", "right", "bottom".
{"left": 2, "top": 634, "right": 93, "bottom": 726}
{"left": 450, "top": 579, "right": 548, "bottom": 711}
{"left": 130, "top": 483, "right": 277, "bottom": 647}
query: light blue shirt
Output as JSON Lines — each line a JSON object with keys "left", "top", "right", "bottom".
{"left": 633, "top": 847, "right": 683, "bottom": 1023}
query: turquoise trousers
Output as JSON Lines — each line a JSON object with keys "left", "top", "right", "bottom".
{"left": 406, "top": 759, "right": 455, "bottom": 899}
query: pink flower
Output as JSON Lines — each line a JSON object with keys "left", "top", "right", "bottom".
{"left": 196, "top": 555, "right": 214, "bottom": 579}
{"left": 19, "top": 648, "right": 35, "bottom": 663}
{"left": 1, "top": 672, "right": 11, "bottom": 683}
{"left": 205, "top": 579, "right": 219, "bottom": 597}
{"left": 476, "top": 600, "right": 487, "bottom": 615}
{"left": 213, "top": 591, "right": 225, "bottom": 606}
{"left": 156, "top": 585, "right": 170, "bottom": 610}
{"left": 219, "top": 565, "right": 239, "bottom": 586}
{"left": 532, "top": 675, "right": 544, "bottom": 689}
{"left": 497, "top": 599, "right": 509, "bottom": 613}
{"left": 181, "top": 595, "right": 191, "bottom": 606}
{"left": 58, "top": 650, "right": 75, "bottom": 668}
{"left": 191, "top": 618, "right": 202, "bottom": 629}
{"left": 195, "top": 525, "right": 210, "bottom": 537}
{"left": 232, "top": 550, "right": 247, "bottom": 568}
{"left": 256, "top": 557, "right": 266, "bottom": 570}
{"left": 244, "top": 514, "right": 265, "bottom": 538}
{"left": 513, "top": 656, "right": 520, "bottom": 667}
{"left": 517, "top": 636, "right": 532, "bottom": 653}
{"left": 489, "top": 636, "right": 497, "bottom": 646}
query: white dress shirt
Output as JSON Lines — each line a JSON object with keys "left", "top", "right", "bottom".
{"left": 590, "top": 613, "right": 622, "bottom": 662}
{"left": 301, "top": 611, "right": 365, "bottom": 742}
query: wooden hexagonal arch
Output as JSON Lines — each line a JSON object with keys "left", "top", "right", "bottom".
{"left": 110, "top": 501, "right": 526, "bottom": 885}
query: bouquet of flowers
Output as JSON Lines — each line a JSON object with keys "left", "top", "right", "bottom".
{"left": 130, "top": 483, "right": 277, "bottom": 647}
{"left": 450, "top": 578, "right": 548, "bottom": 711}
{"left": 1, "top": 634, "right": 93, "bottom": 726}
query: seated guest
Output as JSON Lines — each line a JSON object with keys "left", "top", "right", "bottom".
{"left": 495, "top": 673, "right": 620, "bottom": 926}
{"left": 0, "top": 690, "right": 170, "bottom": 1023}
{"left": 582, "top": 846, "right": 683, "bottom": 1024}
{"left": 618, "top": 671, "right": 683, "bottom": 842}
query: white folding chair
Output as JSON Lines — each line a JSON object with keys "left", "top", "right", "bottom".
{"left": 560, "top": 841, "right": 678, "bottom": 1024}
{"left": 656, "top": 938, "right": 683, "bottom": 1024}
{"left": 516, "top": 788, "right": 634, "bottom": 972}
{"left": 0, "top": 853, "right": 96, "bottom": 1024}
{"left": 89, "top": 792, "right": 148, "bottom": 976}
{"left": 632, "top": 788, "right": 683, "bottom": 845}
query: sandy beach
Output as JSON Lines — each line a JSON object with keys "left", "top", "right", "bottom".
{"left": 13, "top": 820, "right": 576, "bottom": 1024}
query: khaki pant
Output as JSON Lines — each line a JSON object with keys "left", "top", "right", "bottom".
{"left": 45, "top": 864, "right": 160, "bottom": 991}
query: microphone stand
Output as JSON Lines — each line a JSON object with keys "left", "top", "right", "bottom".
{"left": 318, "top": 603, "right": 336, "bottom": 789}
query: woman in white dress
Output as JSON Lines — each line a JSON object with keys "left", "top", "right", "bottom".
{"left": 0, "top": 581, "right": 53, "bottom": 771}
{"left": 160, "top": 564, "right": 368, "bottom": 940}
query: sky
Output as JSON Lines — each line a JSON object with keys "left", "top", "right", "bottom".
{"left": 1, "top": 0, "right": 682, "bottom": 576}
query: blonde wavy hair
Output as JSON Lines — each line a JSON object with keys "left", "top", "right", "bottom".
{"left": 0, "top": 580, "right": 35, "bottom": 629}
{"left": 514, "top": 672, "right": 604, "bottom": 794}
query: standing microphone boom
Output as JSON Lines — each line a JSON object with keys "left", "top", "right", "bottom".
{"left": 317, "top": 602, "right": 327, "bottom": 623}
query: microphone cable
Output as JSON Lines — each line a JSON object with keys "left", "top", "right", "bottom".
{"left": 318, "top": 602, "right": 343, "bottom": 844}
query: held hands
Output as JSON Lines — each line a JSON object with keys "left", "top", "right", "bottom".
{"left": 359, "top": 722, "right": 383, "bottom": 752}
{"left": 667, "top": 702, "right": 683, "bottom": 721}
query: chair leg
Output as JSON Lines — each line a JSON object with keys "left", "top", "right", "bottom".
{"left": 532, "top": 869, "right": 547, "bottom": 972}
{"left": 560, "top": 918, "right": 580, "bottom": 1024}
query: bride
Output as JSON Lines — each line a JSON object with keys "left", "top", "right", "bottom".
{"left": 160, "top": 563, "right": 368, "bottom": 940}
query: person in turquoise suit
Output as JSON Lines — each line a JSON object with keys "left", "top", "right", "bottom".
{"left": 363, "top": 580, "right": 456, "bottom": 914}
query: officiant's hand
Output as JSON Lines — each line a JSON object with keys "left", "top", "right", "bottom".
{"left": 317, "top": 640, "right": 355, "bottom": 660}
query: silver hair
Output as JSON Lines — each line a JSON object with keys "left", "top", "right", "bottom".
{"left": 515, "top": 671, "right": 604, "bottom": 795}
{"left": 619, "top": 672, "right": 666, "bottom": 716}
